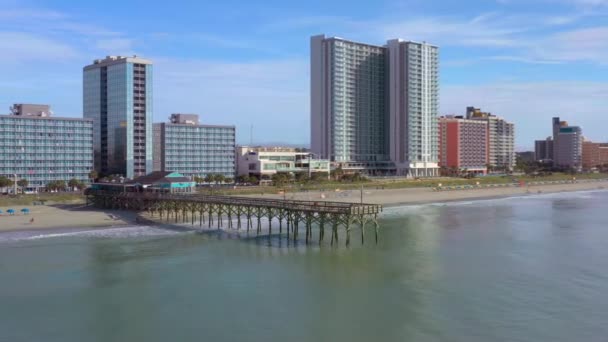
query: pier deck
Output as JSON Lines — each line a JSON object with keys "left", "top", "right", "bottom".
{"left": 85, "top": 190, "right": 382, "bottom": 245}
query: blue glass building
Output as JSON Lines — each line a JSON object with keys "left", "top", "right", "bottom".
{"left": 83, "top": 55, "right": 153, "bottom": 179}
{"left": 0, "top": 113, "right": 93, "bottom": 190}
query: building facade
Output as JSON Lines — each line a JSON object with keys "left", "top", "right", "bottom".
{"left": 83, "top": 55, "right": 153, "bottom": 179}
{"left": 438, "top": 116, "right": 488, "bottom": 175}
{"left": 153, "top": 114, "right": 235, "bottom": 179}
{"left": 310, "top": 35, "right": 439, "bottom": 177}
{"left": 552, "top": 117, "right": 583, "bottom": 170}
{"left": 387, "top": 39, "right": 440, "bottom": 177}
{"left": 0, "top": 113, "right": 93, "bottom": 190}
{"left": 582, "top": 141, "right": 608, "bottom": 170}
{"left": 534, "top": 137, "right": 554, "bottom": 162}
{"left": 236, "top": 146, "right": 330, "bottom": 178}
{"left": 466, "top": 107, "right": 515, "bottom": 170}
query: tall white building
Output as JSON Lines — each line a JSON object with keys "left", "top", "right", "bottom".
{"left": 310, "top": 35, "right": 439, "bottom": 177}
{"left": 387, "top": 39, "right": 439, "bottom": 177}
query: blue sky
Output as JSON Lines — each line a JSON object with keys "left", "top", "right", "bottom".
{"left": 0, "top": 0, "right": 607, "bottom": 149}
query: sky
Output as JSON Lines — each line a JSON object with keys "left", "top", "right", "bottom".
{"left": 0, "top": 0, "right": 607, "bottom": 149}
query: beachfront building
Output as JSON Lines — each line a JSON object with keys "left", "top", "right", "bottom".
{"left": 236, "top": 146, "right": 330, "bottom": 178}
{"left": 387, "top": 39, "right": 440, "bottom": 177}
{"left": 466, "top": 107, "right": 515, "bottom": 171}
{"left": 153, "top": 114, "right": 235, "bottom": 179}
{"left": 83, "top": 55, "right": 153, "bottom": 179}
{"left": 129, "top": 171, "right": 196, "bottom": 194}
{"left": 535, "top": 137, "right": 554, "bottom": 162}
{"left": 582, "top": 141, "right": 608, "bottom": 170}
{"left": 310, "top": 35, "right": 439, "bottom": 177}
{"left": 552, "top": 117, "right": 583, "bottom": 171}
{"left": 438, "top": 116, "right": 488, "bottom": 175}
{"left": 0, "top": 108, "right": 93, "bottom": 191}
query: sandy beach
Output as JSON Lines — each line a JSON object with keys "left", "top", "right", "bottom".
{"left": 247, "top": 180, "right": 608, "bottom": 207}
{"left": 0, "top": 203, "right": 138, "bottom": 232}
{"left": 0, "top": 180, "right": 606, "bottom": 233}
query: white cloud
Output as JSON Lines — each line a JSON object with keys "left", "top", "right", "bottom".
{"left": 531, "top": 27, "right": 608, "bottom": 63}
{"left": 442, "top": 81, "right": 608, "bottom": 147}
{"left": 0, "top": 32, "right": 79, "bottom": 62}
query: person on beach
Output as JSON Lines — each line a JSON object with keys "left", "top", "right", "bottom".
{"left": 29, "top": 217, "right": 34, "bottom": 224}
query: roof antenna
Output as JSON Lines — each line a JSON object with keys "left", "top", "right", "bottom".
{"left": 250, "top": 124, "right": 253, "bottom": 146}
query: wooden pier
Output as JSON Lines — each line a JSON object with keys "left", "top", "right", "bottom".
{"left": 85, "top": 190, "right": 382, "bottom": 246}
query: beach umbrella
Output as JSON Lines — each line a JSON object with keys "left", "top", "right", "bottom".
{"left": 21, "top": 208, "right": 30, "bottom": 215}
{"left": 7, "top": 209, "right": 15, "bottom": 215}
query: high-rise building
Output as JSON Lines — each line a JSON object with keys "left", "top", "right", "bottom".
{"left": 310, "top": 35, "right": 439, "bottom": 177}
{"left": 153, "top": 114, "right": 236, "bottom": 179}
{"left": 83, "top": 55, "right": 153, "bottom": 179}
{"left": 438, "top": 116, "right": 488, "bottom": 175}
{"left": 466, "top": 107, "right": 515, "bottom": 170}
{"left": 552, "top": 117, "right": 582, "bottom": 170}
{"left": 387, "top": 39, "right": 440, "bottom": 177}
{"left": 0, "top": 112, "right": 93, "bottom": 190}
{"left": 534, "top": 137, "right": 554, "bottom": 162}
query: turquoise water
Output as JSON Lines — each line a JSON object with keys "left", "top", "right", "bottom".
{"left": 1, "top": 191, "right": 608, "bottom": 342}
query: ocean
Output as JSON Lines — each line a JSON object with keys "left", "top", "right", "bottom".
{"left": 1, "top": 190, "right": 607, "bottom": 342}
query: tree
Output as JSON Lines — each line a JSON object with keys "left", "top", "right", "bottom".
{"left": 271, "top": 173, "right": 291, "bottom": 187}
{"left": 89, "top": 170, "right": 99, "bottom": 182}
{"left": 224, "top": 177, "right": 234, "bottom": 184}
{"left": 17, "top": 179, "right": 28, "bottom": 190}
{"left": 68, "top": 178, "right": 82, "bottom": 190}
{"left": 295, "top": 171, "right": 309, "bottom": 183}
{"left": 330, "top": 167, "right": 344, "bottom": 181}
{"left": 0, "top": 176, "right": 14, "bottom": 189}
{"left": 204, "top": 174, "right": 214, "bottom": 184}
{"left": 311, "top": 172, "right": 329, "bottom": 182}
{"left": 47, "top": 180, "right": 66, "bottom": 191}
{"left": 213, "top": 174, "right": 226, "bottom": 184}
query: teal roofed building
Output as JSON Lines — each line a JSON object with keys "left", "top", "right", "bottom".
{"left": 129, "top": 171, "right": 195, "bottom": 194}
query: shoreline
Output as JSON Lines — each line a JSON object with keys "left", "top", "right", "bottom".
{"left": 382, "top": 187, "right": 606, "bottom": 208}
{"left": 0, "top": 182, "right": 605, "bottom": 237}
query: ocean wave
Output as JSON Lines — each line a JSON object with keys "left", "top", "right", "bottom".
{"left": 381, "top": 188, "right": 608, "bottom": 216}
{"left": 0, "top": 225, "right": 185, "bottom": 244}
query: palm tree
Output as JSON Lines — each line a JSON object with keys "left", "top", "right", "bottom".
{"left": 88, "top": 170, "right": 98, "bottom": 183}
{"left": 204, "top": 174, "right": 214, "bottom": 184}
{"left": 213, "top": 174, "right": 226, "bottom": 185}
{"left": 68, "top": 178, "right": 82, "bottom": 190}
{"left": 17, "top": 179, "right": 28, "bottom": 192}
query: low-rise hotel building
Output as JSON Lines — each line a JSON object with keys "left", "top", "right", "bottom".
{"left": 236, "top": 146, "right": 330, "bottom": 178}
{"left": 0, "top": 105, "right": 93, "bottom": 190}
{"left": 153, "top": 114, "right": 235, "bottom": 179}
